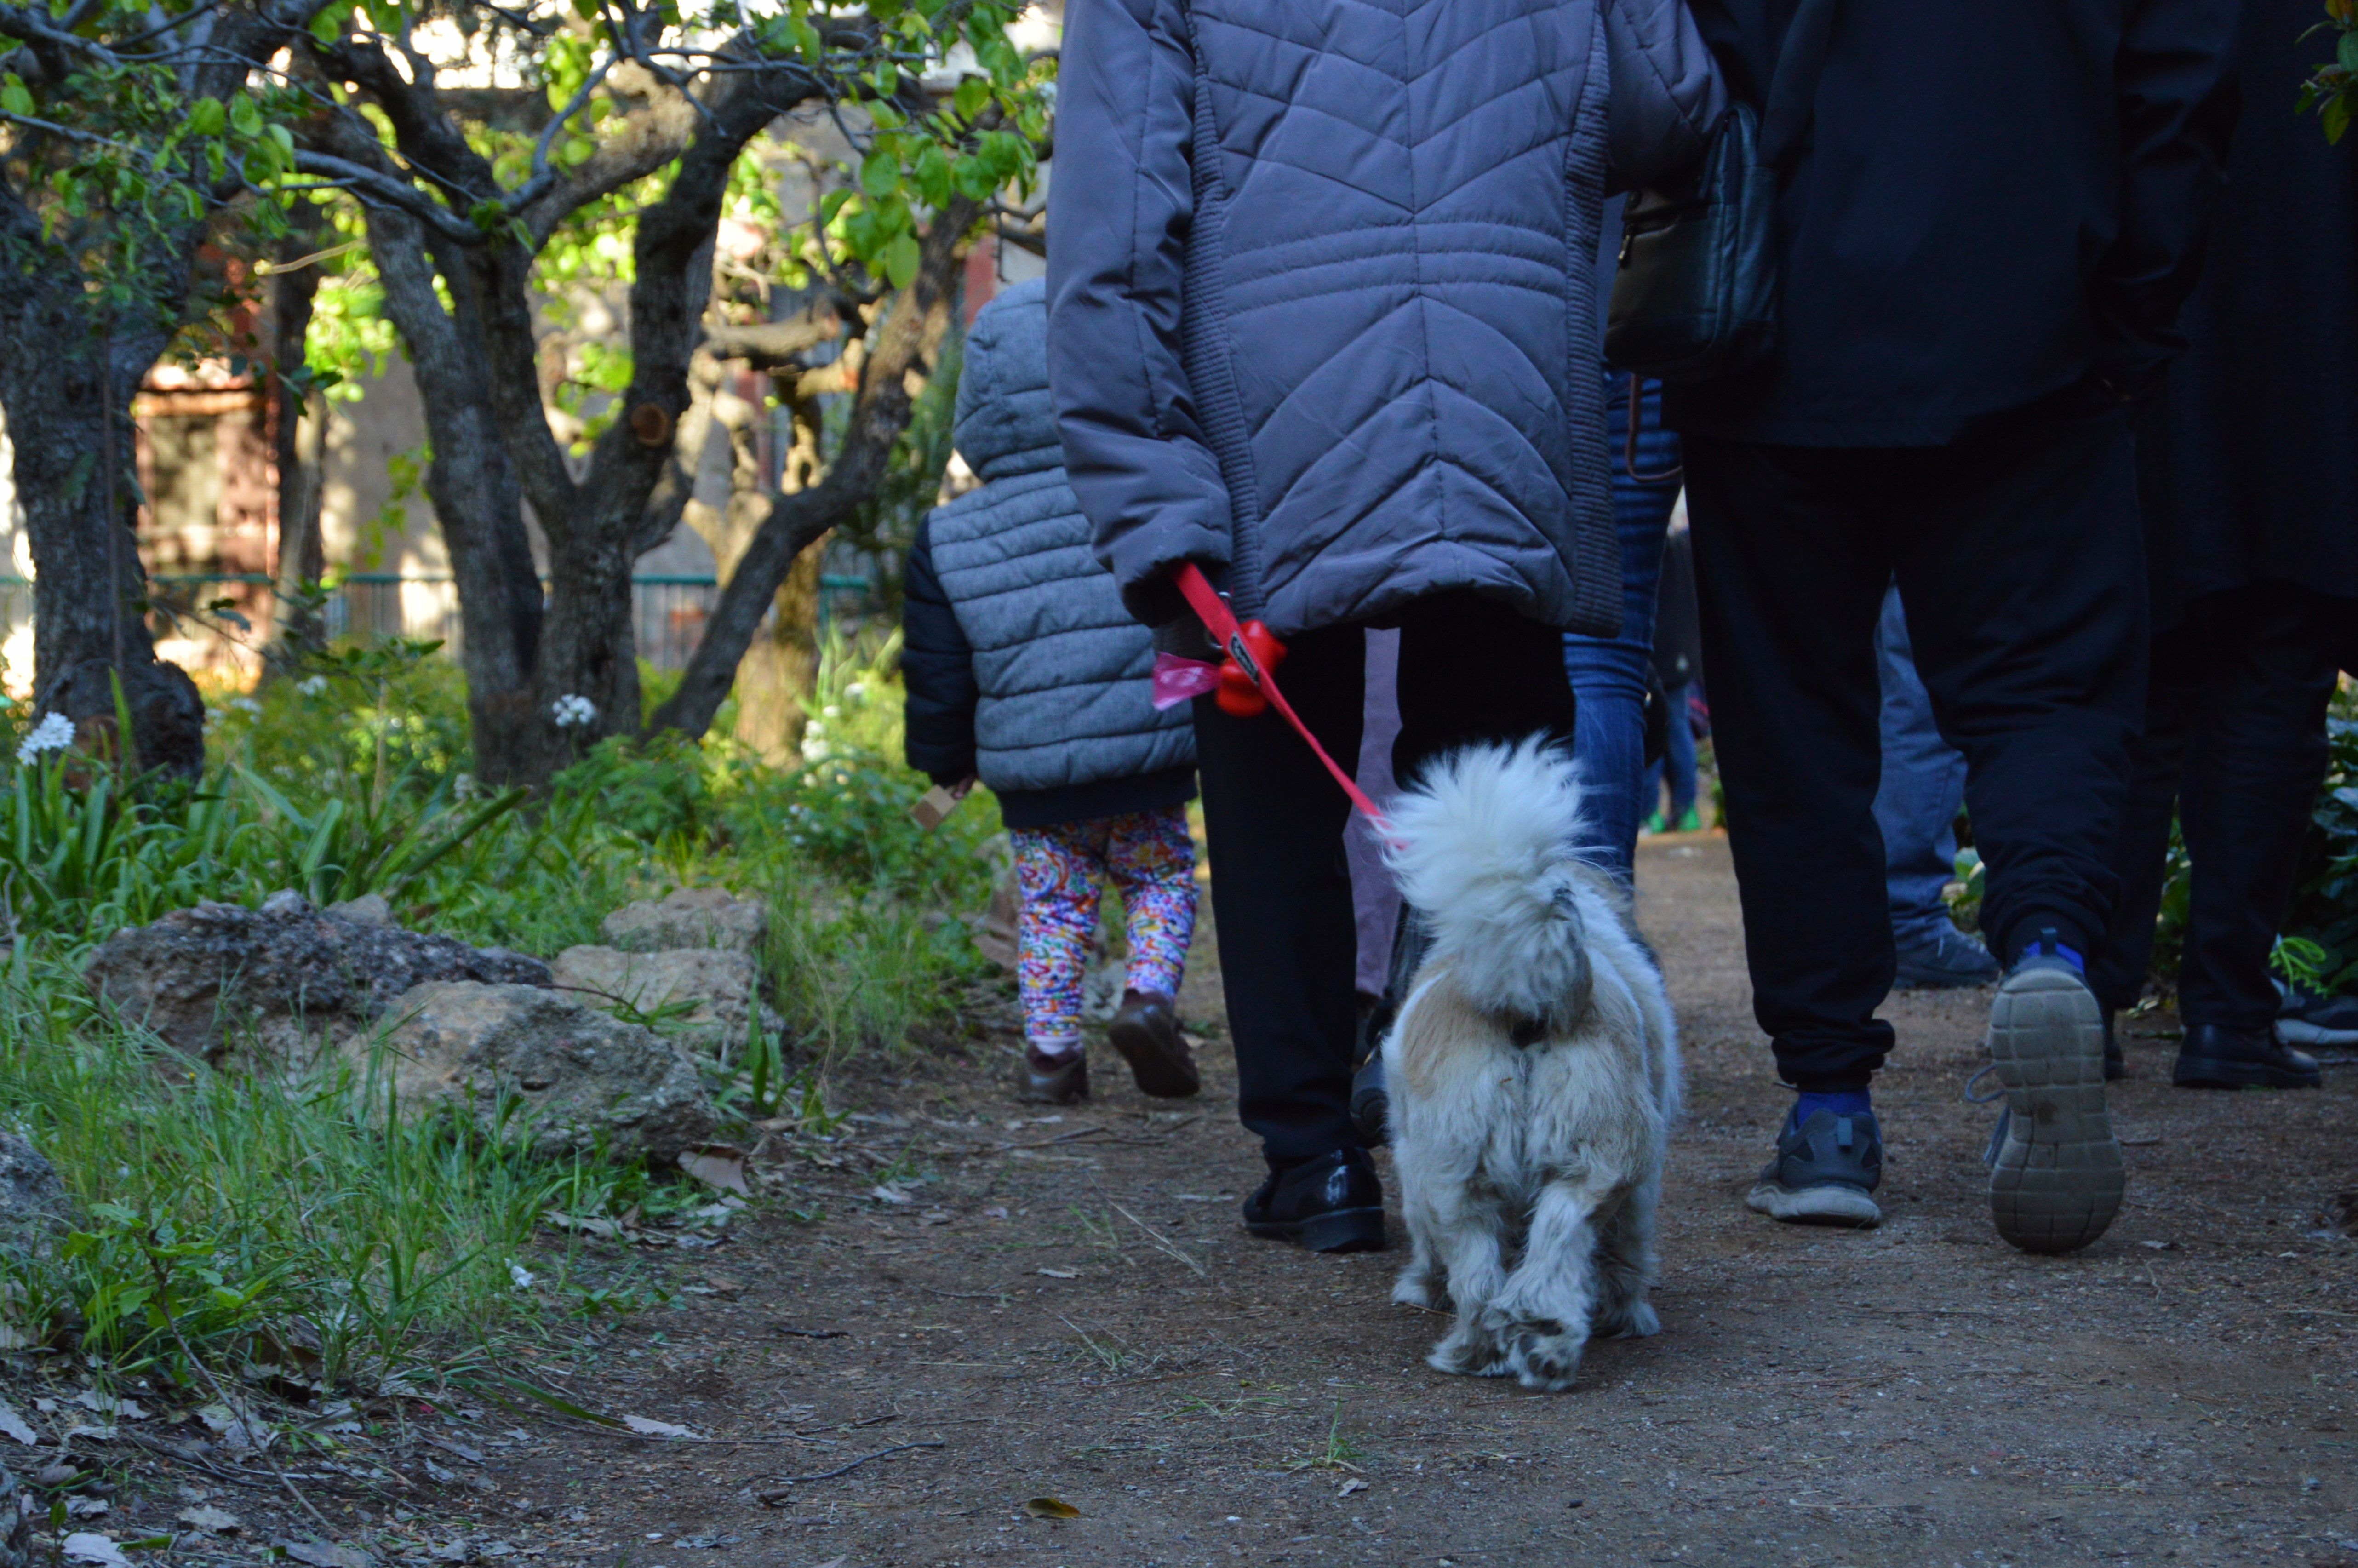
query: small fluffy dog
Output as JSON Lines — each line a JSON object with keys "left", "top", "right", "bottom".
{"left": 1382, "top": 740, "right": 1680, "bottom": 1392}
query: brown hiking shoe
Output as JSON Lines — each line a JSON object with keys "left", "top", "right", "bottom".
{"left": 1108, "top": 991, "right": 1200, "bottom": 1099}
{"left": 1016, "top": 1046, "right": 1088, "bottom": 1104}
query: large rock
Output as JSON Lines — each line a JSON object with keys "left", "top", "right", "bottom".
{"left": 0, "top": 1133, "right": 73, "bottom": 1260}
{"left": 83, "top": 893, "right": 551, "bottom": 1058}
{"left": 549, "top": 946, "right": 778, "bottom": 1050}
{"left": 601, "top": 889, "right": 767, "bottom": 955}
{"left": 364, "top": 983, "right": 717, "bottom": 1165}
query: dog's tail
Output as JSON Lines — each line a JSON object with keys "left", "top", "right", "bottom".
{"left": 1384, "top": 738, "right": 1592, "bottom": 1023}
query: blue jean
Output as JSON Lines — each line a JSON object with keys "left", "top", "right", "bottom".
{"left": 1873, "top": 584, "right": 1970, "bottom": 948}
{"left": 1644, "top": 682, "right": 1699, "bottom": 821}
{"left": 1562, "top": 372, "right": 1683, "bottom": 885}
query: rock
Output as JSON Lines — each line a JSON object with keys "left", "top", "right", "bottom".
{"left": 325, "top": 893, "right": 395, "bottom": 928}
{"left": 0, "top": 1133, "right": 73, "bottom": 1260}
{"left": 364, "top": 984, "right": 717, "bottom": 1165}
{"left": 0, "top": 1466, "right": 29, "bottom": 1568}
{"left": 549, "top": 947, "right": 778, "bottom": 1050}
{"left": 601, "top": 889, "right": 767, "bottom": 956}
{"left": 83, "top": 897, "right": 550, "bottom": 1059}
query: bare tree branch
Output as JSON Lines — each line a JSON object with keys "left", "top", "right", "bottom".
{"left": 647, "top": 193, "right": 982, "bottom": 740}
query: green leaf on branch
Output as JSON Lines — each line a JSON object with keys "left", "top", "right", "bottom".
{"left": 952, "top": 76, "right": 990, "bottom": 122}
{"left": 229, "top": 93, "right": 263, "bottom": 138}
{"left": 881, "top": 232, "right": 921, "bottom": 290}
{"left": 859, "top": 149, "right": 901, "bottom": 199}
{"left": 2340, "top": 29, "right": 2358, "bottom": 74}
{"left": 0, "top": 74, "right": 33, "bottom": 117}
{"left": 2326, "top": 91, "right": 2353, "bottom": 143}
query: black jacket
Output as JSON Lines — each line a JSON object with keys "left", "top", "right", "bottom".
{"left": 2137, "top": 0, "right": 2358, "bottom": 651}
{"left": 1671, "top": 0, "right": 2243, "bottom": 446}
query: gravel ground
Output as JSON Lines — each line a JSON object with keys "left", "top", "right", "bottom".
{"left": 37, "top": 833, "right": 2358, "bottom": 1567}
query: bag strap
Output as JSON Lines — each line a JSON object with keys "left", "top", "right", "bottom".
{"left": 1757, "top": 0, "right": 1841, "bottom": 172}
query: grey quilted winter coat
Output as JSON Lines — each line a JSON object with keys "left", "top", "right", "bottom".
{"left": 902, "top": 280, "right": 1196, "bottom": 809}
{"left": 1047, "top": 0, "right": 1725, "bottom": 639}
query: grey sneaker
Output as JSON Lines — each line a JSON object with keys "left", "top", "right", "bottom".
{"left": 1984, "top": 939, "right": 2123, "bottom": 1255}
{"left": 1746, "top": 1108, "right": 1883, "bottom": 1227}
{"left": 2276, "top": 977, "right": 2358, "bottom": 1049}
{"left": 1894, "top": 927, "right": 2000, "bottom": 989}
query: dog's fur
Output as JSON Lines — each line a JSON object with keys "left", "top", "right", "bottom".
{"left": 1381, "top": 740, "right": 1681, "bottom": 1392}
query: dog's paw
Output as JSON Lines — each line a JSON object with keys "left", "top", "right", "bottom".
{"left": 1391, "top": 1268, "right": 1441, "bottom": 1310}
{"left": 1427, "top": 1320, "right": 1509, "bottom": 1378}
{"left": 1594, "top": 1299, "right": 1660, "bottom": 1340}
{"left": 1505, "top": 1319, "right": 1587, "bottom": 1392}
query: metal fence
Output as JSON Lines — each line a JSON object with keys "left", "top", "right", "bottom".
{"left": 0, "top": 573, "right": 725, "bottom": 673}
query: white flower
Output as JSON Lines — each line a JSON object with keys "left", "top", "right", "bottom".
{"left": 821, "top": 704, "right": 841, "bottom": 719}
{"left": 297, "top": 675, "right": 328, "bottom": 697}
{"left": 15, "top": 712, "right": 74, "bottom": 765}
{"left": 550, "top": 694, "right": 598, "bottom": 730}
{"left": 845, "top": 681, "right": 867, "bottom": 701}
{"left": 231, "top": 697, "right": 262, "bottom": 715}
{"left": 508, "top": 1261, "right": 537, "bottom": 1291}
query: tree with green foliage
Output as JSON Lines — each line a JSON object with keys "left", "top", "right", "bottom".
{"left": 2300, "top": 0, "right": 2358, "bottom": 140}
{"left": 292, "top": 0, "right": 1047, "bottom": 787}
{"left": 0, "top": 0, "right": 330, "bottom": 773}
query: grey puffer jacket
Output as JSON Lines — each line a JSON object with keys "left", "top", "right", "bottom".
{"left": 901, "top": 280, "right": 1196, "bottom": 820}
{"left": 1047, "top": 0, "right": 1724, "bottom": 639}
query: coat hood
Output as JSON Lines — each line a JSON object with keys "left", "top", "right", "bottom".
{"left": 953, "top": 278, "right": 1060, "bottom": 484}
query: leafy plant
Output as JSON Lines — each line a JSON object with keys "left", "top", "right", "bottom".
{"left": 2300, "top": 0, "right": 2358, "bottom": 143}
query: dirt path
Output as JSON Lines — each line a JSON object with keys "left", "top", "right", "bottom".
{"left": 287, "top": 838, "right": 2358, "bottom": 1565}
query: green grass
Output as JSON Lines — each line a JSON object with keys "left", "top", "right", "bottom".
{"left": 0, "top": 626, "right": 1004, "bottom": 1396}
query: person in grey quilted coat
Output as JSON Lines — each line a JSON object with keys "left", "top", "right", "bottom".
{"left": 904, "top": 280, "right": 1204, "bottom": 1109}
{"left": 1047, "top": 0, "right": 1725, "bottom": 1251}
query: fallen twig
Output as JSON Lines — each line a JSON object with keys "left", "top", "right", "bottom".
{"left": 756, "top": 1440, "right": 945, "bottom": 1496}
{"left": 1103, "top": 1195, "right": 1208, "bottom": 1277}
{"left": 769, "top": 1326, "right": 849, "bottom": 1339}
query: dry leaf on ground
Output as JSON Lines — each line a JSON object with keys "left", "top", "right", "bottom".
{"left": 1021, "top": 1498, "right": 1080, "bottom": 1519}
{"left": 621, "top": 1415, "right": 702, "bottom": 1440}
{"left": 60, "top": 1534, "right": 130, "bottom": 1568}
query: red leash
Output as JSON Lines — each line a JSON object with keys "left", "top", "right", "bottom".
{"left": 1172, "top": 564, "right": 1396, "bottom": 834}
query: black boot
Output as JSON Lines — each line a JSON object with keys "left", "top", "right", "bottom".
{"left": 1242, "top": 1149, "right": 1386, "bottom": 1253}
{"left": 2102, "top": 1009, "right": 2125, "bottom": 1081}
{"left": 2172, "top": 1021, "right": 2322, "bottom": 1090}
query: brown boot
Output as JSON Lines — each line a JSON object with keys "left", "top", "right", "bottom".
{"left": 1108, "top": 990, "right": 1200, "bottom": 1099}
{"left": 1016, "top": 1045, "right": 1089, "bottom": 1104}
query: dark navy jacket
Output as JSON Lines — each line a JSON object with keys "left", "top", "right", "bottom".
{"left": 1671, "top": 0, "right": 2243, "bottom": 446}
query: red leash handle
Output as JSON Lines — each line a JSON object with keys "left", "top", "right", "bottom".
{"left": 1173, "top": 564, "right": 1396, "bottom": 836}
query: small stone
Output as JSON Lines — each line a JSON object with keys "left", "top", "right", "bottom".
{"left": 601, "top": 889, "right": 767, "bottom": 956}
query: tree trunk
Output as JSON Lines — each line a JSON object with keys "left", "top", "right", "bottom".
{"left": 361, "top": 207, "right": 547, "bottom": 787}
{"left": 0, "top": 204, "right": 205, "bottom": 776}
{"left": 647, "top": 195, "right": 977, "bottom": 742}
{"left": 264, "top": 235, "right": 329, "bottom": 679}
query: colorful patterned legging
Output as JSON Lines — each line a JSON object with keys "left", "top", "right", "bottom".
{"left": 1012, "top": 806, "right": 1198, "bottom": 1052}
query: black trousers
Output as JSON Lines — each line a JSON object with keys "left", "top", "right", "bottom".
{"left": 2087, "top": 585, "right": 2346, "bottom": 1030}
{"left": 1193, "top": 592, "right": 1579, "bottom": 1161}
{"left": 1683, "top": 394, "right": 2147, "bottom": 1092}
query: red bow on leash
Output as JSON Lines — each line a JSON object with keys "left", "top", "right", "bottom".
{"left": 1168, "top": 563, "right": 1396, "bottom": 836}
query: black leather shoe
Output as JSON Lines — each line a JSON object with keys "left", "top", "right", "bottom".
{"left": 2173, "top": 1022, "right": 2322, "bottom": 1090}
{"left": 1242, "top": 1149, "right": 1386, "bottom": 1253}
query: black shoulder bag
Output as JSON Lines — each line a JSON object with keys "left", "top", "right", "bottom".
{"left": 1603, "top": 0, "right": 1840, "bottom": 384}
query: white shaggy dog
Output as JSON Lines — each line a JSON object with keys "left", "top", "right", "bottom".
{"left": 1382, "top": 740, "right": 1680, "bottom": 1392}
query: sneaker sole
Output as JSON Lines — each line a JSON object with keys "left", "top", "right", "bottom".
{"left": 1245, "top": 1207, "right": 1388, "bottom": 1253}
{"left": 1744, "top": 1180, "right": 1881, "bottom": 1228}
{"left": 1106, "top": 1018, "right": 1201, "bottom": 1099}
{"left": 2276, "top": 1019, "right": 2358, "bottom": 1049}
{"left": 1987, "top": 968, "right": 2123, "bottom": 1255}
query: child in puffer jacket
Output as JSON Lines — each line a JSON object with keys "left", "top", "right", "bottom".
{"left": 903, "top": 279, "right": 1201, "bottom": 1105}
